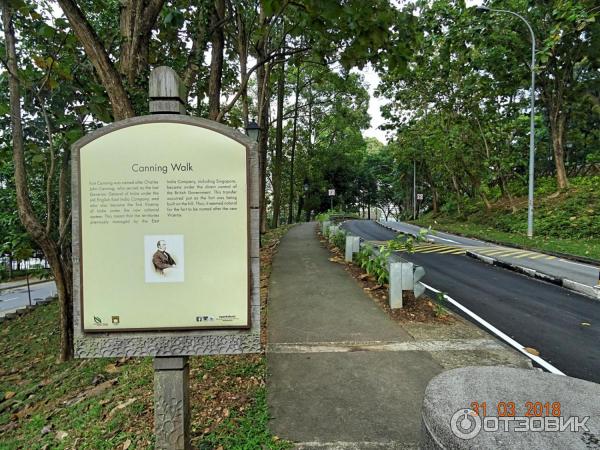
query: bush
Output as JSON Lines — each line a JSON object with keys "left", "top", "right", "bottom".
{"left": 332, "top": 230, "right": 346, "bottom": 251}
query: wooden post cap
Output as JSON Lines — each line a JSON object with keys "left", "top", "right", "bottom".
{"left": 149, "top": 66, "right": 187, "bottom": 114}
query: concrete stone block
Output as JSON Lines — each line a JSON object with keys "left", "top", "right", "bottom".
{"left": 344, "top": 235, "right": 360, "bottom": 262}
{"left": 401, "top": 262, "right": 414, "bottom": 290}
{"left": 389, "top": 262, "right": 403, "bottom": 309}
{"left": 421, "top": 366, "right": 600, "bottom": 449}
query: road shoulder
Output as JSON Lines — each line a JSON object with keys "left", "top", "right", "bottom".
{"left": 376, "top": 220, "right": 600, "bottom": 301}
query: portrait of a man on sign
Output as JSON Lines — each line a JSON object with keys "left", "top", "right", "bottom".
{"left": 144, "top": 235, "right": 185, "bottom": 283}
{"left": 153, "top": 239, "right": 176, "bottom": 274}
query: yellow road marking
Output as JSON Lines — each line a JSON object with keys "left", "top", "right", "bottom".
{"left": 477, "top": 249, "right": 511, "bottom": 255}
{"left": 513, "top": 252, "right": 538, "bottom": 259}
{"left": 437, "top": 248, "right": 466, "bottom": 254}
{"left": 494, "top": 250, "right": 531, "bottom": 257}
{"left": 415, "top": 245, "right": 452, "bottom": 251}
{"left": 417, "top": 247, "right": 453, "bottom": 253}
{"left": 528, "top": 253, "right": 547, "bottom": 259}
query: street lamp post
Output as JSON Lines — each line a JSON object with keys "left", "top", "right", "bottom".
{"left": 477, "top": 6, "right": 536, "bottom": 238}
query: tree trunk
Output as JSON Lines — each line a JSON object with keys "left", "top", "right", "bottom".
{"left": 208, "top": 0, "right": 225, "bottom": 121}
{"left": 119, "top": 0, "right": 165, "bottom": 85}
{"left": 549, "top": 110, "right": 569, "bottom": 189}
{"left": 56, "top": 0, "right": 135, "bottom": 120}
{"left": 480, "top": 191, "right": 492, "bottom": 211}
{"left": 2, "top": 3, "right": 73, "bottom": 361}
{"left": 235, "top": 9, "right": 249, "bottom": 126}
{"left": 295, "top": 193, "right": 305, "bottom": 223}
{"left": 256, "top": 63, "right": 270, "bottom": 234}
{"left": 499, "top": 173, "right": 517, "bottom": 213}
{"left": 182, "top": 3, "right": 209, "bottom": 98}
{"left": 287, "top": 68, "right": 301, "bottom": 224}
{"left": 271, "top": 61, "right": 285, "bottom": 228}
{"left": 451, "top": 175, "right": 462, "bottom": 215}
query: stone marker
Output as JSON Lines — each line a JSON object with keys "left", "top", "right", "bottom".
{"left": 421, "top": 366, "right": 600, "bottom": 449}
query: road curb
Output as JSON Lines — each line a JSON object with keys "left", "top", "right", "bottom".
{"left": 375, "top": 221, "right": 436, "bottom": 243}
{"left": 0, "top": 296, "right": 56, "bottom": 323}
{"left": 375, "top": 221, "right": 600, "bottom": 302}
{"left": 409, "top": 222, "right": 600, "bottom": 266}
{"left": 465, "top": 251, "right": 600, "bottom": 301}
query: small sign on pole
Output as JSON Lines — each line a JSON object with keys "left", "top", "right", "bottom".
{"left": 417, "top": 193, "right": 424, "bottom": 201}
{"left": 328, "top": 189, "right": 336, "bottom": 196}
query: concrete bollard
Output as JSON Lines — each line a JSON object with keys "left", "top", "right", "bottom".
{"left": 328, "top": 225, "right": 338, "bottom": 242}
{"left": 389, "top": 262, "right": 404, "bottom": 309}
{"left": 345, "top": 236, "right": 361, "bottom": 262}
{"left": 401, "top": 262, "right": 414, "bottom": 290}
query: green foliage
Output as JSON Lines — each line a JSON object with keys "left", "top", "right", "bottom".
{"left": 374, "top": 0, "right": 599, "bottom": 221}
{"left": 433, "top": 292, "right": 447, "bottom": 318}
{"left": 434, "top": 177, "right": 600, "bottom": 241}
{"left": 332, "top": 230, "right": 347, "bottom": 251}
{"left": 352, "top": 230, "right": 432, "bottom": 285}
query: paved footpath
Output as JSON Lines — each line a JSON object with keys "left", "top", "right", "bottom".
{"left": 267, "top": 223, "right": 530, "bottom": 449}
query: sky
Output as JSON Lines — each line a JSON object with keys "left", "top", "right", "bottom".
{"left": 362, "top": 0, "right": 484, "bottom": 145}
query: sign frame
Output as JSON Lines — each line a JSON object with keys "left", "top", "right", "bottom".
{"left": 71, "top": 114, "right": 260, "bottom": 358}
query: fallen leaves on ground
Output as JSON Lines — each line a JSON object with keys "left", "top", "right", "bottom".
{"left": 105, "top": 363, "right": 120, "bottom": 374}
{"left": 55, "top": 430, "right": 68, "bottom": 441}
{"left": 524, "top": 347, "right": 540, "bottom": 356}
{"left": 107, "top": 398, "right": 136, "bottom": 418}
{"left": 63, "top": 378, "right": 117, "bottom": 407}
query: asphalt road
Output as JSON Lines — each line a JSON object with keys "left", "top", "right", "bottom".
{"left": 0, "top": 281, "right": 56, "bottom": 314}
{"left": 342, "top": 220, "right": 600, "bottom": 383}
{"left": 380, "top": 220, "right": 599, "bottom": 286}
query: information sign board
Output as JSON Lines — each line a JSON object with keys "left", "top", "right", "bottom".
{"left": 72, "top": 115, "right": 260, "bottom": 357}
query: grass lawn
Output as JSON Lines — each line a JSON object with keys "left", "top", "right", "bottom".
{"left": 0, "top": 226, "right": 293, "bottom": 450}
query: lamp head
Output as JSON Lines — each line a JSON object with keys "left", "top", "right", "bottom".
{"left": 245, "top": 120, "right": 260, "bottom": 142}
{"left": 475, "top": 6, "right": 491, "bottom": 13}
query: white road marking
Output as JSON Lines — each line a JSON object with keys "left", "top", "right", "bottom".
{"left": 558, "top": 258, "right": 596, "bottom": 270}
{"left": 428, "top": 235, "right": 460, "bottom": 244}
{"left": 3, "top": 297, "right": 18, "bottom": 301}
{"left": 420, "top": 282, "right": 565, "bottom": 376}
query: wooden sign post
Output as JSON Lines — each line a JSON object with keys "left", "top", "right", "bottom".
{"left": 71, "top": 67, "right": 260, "bottom": 449}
